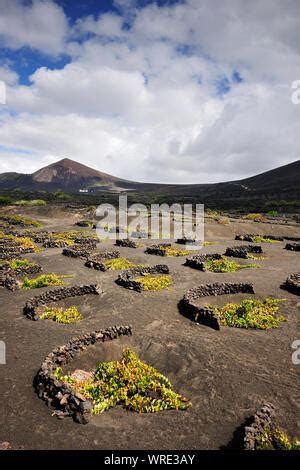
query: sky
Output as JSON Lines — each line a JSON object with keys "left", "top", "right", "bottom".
{"left": 0, "top": 0, "right": 299, "bottom": 183}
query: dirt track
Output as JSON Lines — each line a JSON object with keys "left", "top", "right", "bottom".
{"left": 0, "top": 210, "right": 299, "bottom": 449}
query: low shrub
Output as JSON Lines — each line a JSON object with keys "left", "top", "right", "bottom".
{"left": 54, "top": 191, "right": 71, "bottom": 200}
{"left": 208, "top": 298, "right": 286, "bottom": 329}
{"left": 266, "top": 210, "right": 279, "bottom": 217}
{"left": 102, "top": 258, "right": 136, "bottom": 270}
{"left": 244, "top": 213, "right": 266, "bottom": 222}
{"left": 135, "top": 273, "right": 173, "bottom": 291}
{"left": 14, "top": 199, "right": 47, "bottom": 206}
{"left": 21, "top": 273, "right": 70, "bottom": 289}
{"left": 40, "top": 306, "right": 82, "bottom": 324}
{"left": 0, "top": 196, "right": 12, "bottom": 205}
{"left": 54, "top": 347, "right": 191, "bottom": 414}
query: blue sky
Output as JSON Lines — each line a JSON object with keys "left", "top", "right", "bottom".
{"left": 0, "top": 0, "right": 299, "bottom": 182}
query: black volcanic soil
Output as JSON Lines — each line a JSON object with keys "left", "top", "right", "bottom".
{"left": 0, "top": 209, "right": 299, "bottom": 450}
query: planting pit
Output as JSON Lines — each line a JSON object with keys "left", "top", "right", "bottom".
{"left": 178, "top": 282, "right": 255, "bottom": 330}
{"left": 0, "top": 259, "right": 42, "bottom": 291}
{"left": 116, "top": 265, "right": 170, "bottom": 292}
{"left": 34, "top": 326, "right": 133, "bottom": 424}
{"left": 34, "top": 327, "right": 192, "bottom": 424}
{"left": 281, "top": 273, "right": 300, "bottom": 296}
{"left": 62, "top": 244, "right": 97, "bottom": 259}
{"left": 285, "top": 243, "right": 300, "bottom": 251}
{"left": 224, "top": 244, "right": 263, "bottom": 259}
{"left": 84, "top": 251, "right": 121, "bottom": 271}
{"left": 185, "top": 253, "right": 223, "bottom": 271}
{"left": 145, "top": 244, "right": 192, "bottom": 257}
{"left": 23, "top": 284, "right": 102, "bottom": 320}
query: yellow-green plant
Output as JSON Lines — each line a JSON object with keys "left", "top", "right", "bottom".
{"left": 209, "top": 298, "right": 286, "bottom": 329}
{"left": 162, "top": 246, "right": 192, "bottom": 257}
{"left": 135, "top": 273, "right": 173, "bottom": 291}
{"left": 103, "top": 258, "right": 136, "bottom": 270}
{"left": 206, "top": 257, "right": 258, "bottom": 273}
{"left": 244, "top": 213, "right": 266, "bottom": 222}
{"left": 257, "top": 427, "right": 300, "bottom": 450}
{"left": 8, "top": 258, "right": 36, "bottom": 270}
{"left": 251, "top": 235, "right": 280, "bottom": 244}
{"left": 54, "top": 348, "right": 191, "bottom": 414}
{"left": 21, "top": 273, "right": 70, "bottom": 289}
{"left": 40, "top": 306, "right": 82, "bottom": 324}
{"left": 0, "top": 214, "right": 41, "bottom": 227}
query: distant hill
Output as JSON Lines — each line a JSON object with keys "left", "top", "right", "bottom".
{"left": 0, "top": 158, "right": 131, "bottom": 192}
{"left": 0, "top": 158, "right": 299, "bottom": 210}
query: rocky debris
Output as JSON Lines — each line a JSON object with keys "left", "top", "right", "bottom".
{"left": 285, "top": 242, "right": 300, "bottom": 251}
{"left": 75, "top": 220, "right": 93, "bottom": 227}
{"left": 235, "top": 234, "right": 284, "bottom": 242}
{"left": 185, "top": 253, "right": 223, "bottom": 271}
{"left": 176, "top": 237, "right": 200, "bottom": 246}
{"left": 116, "top": 265, "right": 170, "bottom": 292}
{"left": 85, "top": 251, "right": 120, "bottom": 271}
{"left": 178, "top": 282, "right": 255, "bottom": 330}
{"left": 62, "top": 244, "right": 96, "bottom": 259}
{"left": 281, "top": 272, "right": 300, "bottom": 295}
{"left": 243, "top": 403, "right": 276, "bottom": 450}
{"left": 33, "top": 325, "right": 133, "bottom": 424}
{"left": 115, "top": 239, "right": 138, "bottom": 248}
{"left": 145, "top": 243, "right": 172, "bottom": 256}
{"left": 224, "top": 245, "right": 263, "bottom": 259}
{"left": 24, "top": 284, "right": 102, "bottom": 320}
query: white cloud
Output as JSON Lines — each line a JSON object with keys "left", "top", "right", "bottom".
{"left": 0, "top": 0, "right": 299, "bottom": 183}
{"left": 0, "top": 0, "right": 68, "bottom": 55}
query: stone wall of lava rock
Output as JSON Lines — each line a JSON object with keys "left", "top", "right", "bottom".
{"left": 24, "top": 284, "right": 102, "bottom": 320}
{"left": 185, "top": 253, "right": 223, "bottom": 271}
{"left": 281, "top": 273, "right": 300, "bottom": 295}
{"left": 224, "top": 245, "right": 262, "bottom": 258}
{"left": 34, "top": 325, "right": 133, "bottom": 424}
{"left": 116, "top": 265, "right": 170, "bottom": 291}
{"left": 178, "top": 282, "right": 255, "bottom": 330}
{"left": 243, "top": 403, "right": 275, "bottom": 450}
{"left": 115, "top": 239, "right": 138, "bottom": 248}
{"left": 84, "top": 251, "right": 120, "bottom": 271}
